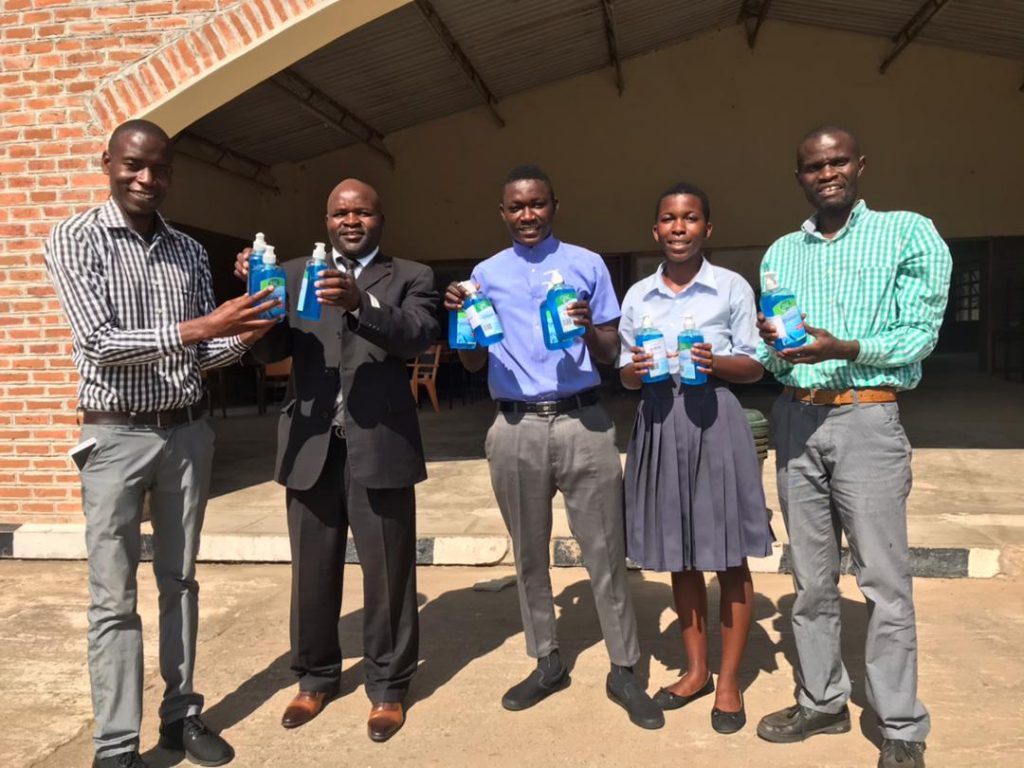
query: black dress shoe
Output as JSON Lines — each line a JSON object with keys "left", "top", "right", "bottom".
{"left": 756, "top": 703, "right": 851, "bottom": 743}
{"left": 93, "top": 751, "right": 148, "bottom": 768}
{"left": 711, "top": 693, "right": 746, "bottom": 734}
{"left": 502, "top": 656, "right": 570, "bottom": 711}
{"left": 606, "top": 667, "right": 665, "bottom": 730}
{"left": 879, "top": 739, "right": 926, "bottom": 768}
{"left": 158, "top": 715, "right": 235, "bottom": 766}
{"left": 652, "top": 674, "right": 715, "bottom": 710}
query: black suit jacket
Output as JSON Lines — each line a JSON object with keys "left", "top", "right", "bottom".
{"left": 249, "top": 253, "right": 440, "bottom": 491}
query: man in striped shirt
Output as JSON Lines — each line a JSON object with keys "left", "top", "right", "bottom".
{"left": 45, "top": 119, "right": 277, "bottom": 768}
{"left": 753, "top": 127, "right": 950, "bottom": 768}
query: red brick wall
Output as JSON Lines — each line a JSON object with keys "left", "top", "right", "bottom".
{"left": 0, "top": 0, "right": 320, "bottom": 523}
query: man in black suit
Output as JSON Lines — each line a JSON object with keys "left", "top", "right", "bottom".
{"left": 235, "top": 178, "right": 439, "bottom": 742}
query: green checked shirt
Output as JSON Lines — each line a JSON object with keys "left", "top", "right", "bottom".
{"left": 756, "top": 200, "right": 952, "bottom": 391}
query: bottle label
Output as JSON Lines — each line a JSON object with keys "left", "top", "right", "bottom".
{"left": 297, "top": 272, "right": 310, "bottom": 310}
{"left": 260, "top": 276, "right": 286, "bottom": 316}
{"left": 465, "top": 298, "right": 502, "bottom": 337}
{"left": 551, "top": 290, "right": 577, "bottom": 334}
{"left": 454, "top": 309, "right": 475, "bottom": 346}
{"left": 676, "top": 339, "right": 694, "bottom": 380}
{"left": 770, "top": 306, "right": 806, "bottom": 344}
{"left": 641, "top": 337, "right": 669, "bottom": 378}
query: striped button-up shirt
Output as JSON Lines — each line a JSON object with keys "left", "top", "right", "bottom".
{"left": 44, "top": 198, "right": 248, "bottom": 411}
{"left": 756, "top": 200, "right": 952, "bottom": 391}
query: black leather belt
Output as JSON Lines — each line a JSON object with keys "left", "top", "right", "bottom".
{"left": 79, "top": 398, "right": 206, "bottom": 428}
{"left": 497, "top": 389, "right": 599, "bottom": 416}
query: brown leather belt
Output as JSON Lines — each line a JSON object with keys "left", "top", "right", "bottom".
{"left": 784, "top": 386, "right": 897, "bottom": 406}
{"left": 79, "top": 398, "right": 206, "bottom": 428}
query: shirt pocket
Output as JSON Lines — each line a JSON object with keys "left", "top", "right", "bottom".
{"left": 847, "top": 262, "right": 898, "bottom": 338}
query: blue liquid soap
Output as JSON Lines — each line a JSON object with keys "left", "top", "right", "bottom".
{"left": 760, "top": 271, "right": 807, "bottom": 351}
{"left": 254, "top": 245, "right": 287, "bottom": 321}
{"left": 448, "top": 306, "right": 478, "bottom": 350}
{"left": 544, "top": 269, "right": 586, "bottom": 342}
{"left": 541, "top": 301, "right": 573, "bottom": 350}
{"left": 247, "top": 232, "right": 267, "bottom": 297}
{"left": 635, "top": 315, "right": 670, "bottom": 384}
{"left": 461, "top": 281, "right": 504, "bottom": 346}
{"left": 677, "top": 314, "right": 707, "bottom": 386}
{"left": 297, "top": 242, "right": 328, "bottom": 321}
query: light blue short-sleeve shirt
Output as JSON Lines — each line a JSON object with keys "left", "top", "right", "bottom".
{"left": 471, "top": 236, "right": 620, "bottom": 401}
{"left": 618, "top": 259, "right": 758, "bottom": 378}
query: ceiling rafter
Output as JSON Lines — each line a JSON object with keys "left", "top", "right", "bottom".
{"left": 174, "top": 130, "right": 280, "bottom": 192}
{"left": 268, "top": 69, "right": 396, "bottom": 168}
{"left": 414, "top": 0, "right": 505, "bottom": 127}
{"left": 739, "top": 0, "right": 773, "bottom": 50}
{"left": 879, "top": 0, "right": 953, "bottom": 74}
{"left": 600, "top": 0, "right": 625, "bottom": 95}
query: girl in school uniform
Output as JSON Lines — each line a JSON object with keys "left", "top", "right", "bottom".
{"left": 619, "top": 182, "right": 773, "bottom": 734}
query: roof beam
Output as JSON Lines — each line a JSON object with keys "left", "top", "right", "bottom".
{"left": 268, "top": 69, "right": 396, "bottom": 168}
{"left": 600, "top": 0, "right": 625, "bottom": 95}
{"left": 879, "top": 0, "right": 952, "bottom": 74}
{"left": 739, "top": 0, "right": 773, "bottom": 50}
{"left": 414, "top": 0, "right": 505, "bottom": 127}
{"left": 174, "top": 130, "right": 280, "bottom": 192}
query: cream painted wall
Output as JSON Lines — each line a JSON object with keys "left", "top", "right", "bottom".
{"left": 167, "top": 20, "right": 1024, "bottom": 270}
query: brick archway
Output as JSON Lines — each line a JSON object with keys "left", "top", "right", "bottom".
{"left": 0, "top": 0, "right": 404, "bottom": 523}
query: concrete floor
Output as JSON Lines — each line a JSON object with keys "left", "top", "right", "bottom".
{"left": 4, "top": 561, "right": 1023, "bottom": 768}
{"left": 203, "top": 354, "right": 1024, "bottom": 555}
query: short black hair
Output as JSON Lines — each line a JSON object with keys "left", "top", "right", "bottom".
{"left": 655, "top": 182, "right": 711, "bottom": 222}
{"left": 107, "top": 119, "right": 172, "bottom": 154}
{"left": 798, "top": 125, "right": 862, "bottom": 159}
{"left": 503, "top": 164, "right": 555, "bottom": 199}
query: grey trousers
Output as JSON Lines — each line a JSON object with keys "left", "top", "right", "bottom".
{"left": 79, "top": 419, "right": 214, "bottom": 759}
{"left": 485, "top": 403, "right": 640, "bottom": 667}
{"left": 773, "top": 395, "right": 930, "bottom": 741}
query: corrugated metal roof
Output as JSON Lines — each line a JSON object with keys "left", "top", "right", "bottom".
{"left": 187, "top": 0, "right": 1024, "bottom": 168}
{"left": 429, "top": 0, "right": 610, "bottom": 99}
{"left": 919, "top": 0, "right": 1024, "bottom": 61}
{"left": 290, "top": 3, "right": 484, "bottom": 136}
{"left": 615, "top": 0, "right": 741, "bottom": 59}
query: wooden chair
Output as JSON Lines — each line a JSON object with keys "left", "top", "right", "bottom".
{"left": 257, "top": 357, "right": 292, "bottom": 414}
{"left": 409, "top": 343, "right": 442, "bottom": 412}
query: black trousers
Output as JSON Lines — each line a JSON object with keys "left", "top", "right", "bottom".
{"left": 286, "top": 433, "right": 418, "bottom": 702}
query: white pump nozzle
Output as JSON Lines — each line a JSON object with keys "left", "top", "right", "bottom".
{"left": 252, "top": 232, "right": 267, "bottom": 251}
{"left": 682, "top": 315, "right": 696, "bottom": 331}
{"left": 640, "top": 315, "right": 654, "bottom": 329}
{"left": 459, "top": 280, "right": 478, "bottom": 295}
{"left": 312, "top": 242, "right": 326, "bottom": 261}
{"left": 763, "top": 272, "right": 779, "bottom": 292}
{"left": 543, "top": 269, "right": 565, "bottom": 288}
{"left": 261, "top": 245, "right": 277, "bottom": 265}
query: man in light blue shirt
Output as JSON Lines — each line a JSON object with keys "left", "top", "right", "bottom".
{"left": 445, "top": 165, "right": 662, "bottom": 730}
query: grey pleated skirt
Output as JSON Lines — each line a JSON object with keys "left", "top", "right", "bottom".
{"left": 624, "top": 379, "right": 773, "bottom": 572}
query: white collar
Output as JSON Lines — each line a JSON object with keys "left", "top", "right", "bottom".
{"left": 332, "top": 246, "right": 379, "bottom": 271}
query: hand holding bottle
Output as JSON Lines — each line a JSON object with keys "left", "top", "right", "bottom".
{"left": 315, "top": 268, "right": 361, "bottom": 312}
{"left": 444, "top": 281, "right": 474, "bottom": 311}
{"left": 181, "top": 288, "right": 279, "bottom": 344}
{"left": 691, "top": 341, "right": 714, "bottom": 374}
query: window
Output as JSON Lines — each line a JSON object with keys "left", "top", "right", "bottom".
{"left": 954, "top": 264, "right": 981, "bottom": 322}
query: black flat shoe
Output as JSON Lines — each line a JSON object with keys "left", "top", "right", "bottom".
{"left": 711, "top": 693, "right": 746, "bottom": 734}
{"left": 652, "top": 674, "right": 714, "bottom": 711}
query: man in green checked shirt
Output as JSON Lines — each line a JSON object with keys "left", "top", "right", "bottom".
{"left": 753, "top": 126, "right": 951, "bottom": 768}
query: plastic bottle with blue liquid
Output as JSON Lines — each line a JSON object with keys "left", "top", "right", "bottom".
{"left": 254, "top": 245, "right": 287, "bottom": 321}
{"left": 297, "top": 242, "right": 328, "bottom": 321}
{"left": 247, "top": 232, "right": 267, "bottom": 297}
{"left": 460, "top": 281, "right": 504, "bottom": 346}
{"left": 540, "top": 301, "right": 573, "bottom": 350}
{"left": 677, "top": 315, "right": 708, "bottom": 386}
{"left": 544, "top": 269, "right": 586, "bottom": 342}
{"left": 635, "top": 315, "right": 670, "bottom": 384}
{"left": 760, "top": 271, "right": 807, "bottom": 351}
{"left": 448, "top": 303, "right": 478, "bottom": 350}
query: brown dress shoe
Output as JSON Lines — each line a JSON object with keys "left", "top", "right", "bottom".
{"left": 281, "top": 687, "right": 337, "bottom": 729}
{"left": 367, "top": 702, "right": 405, "bottom": 742}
